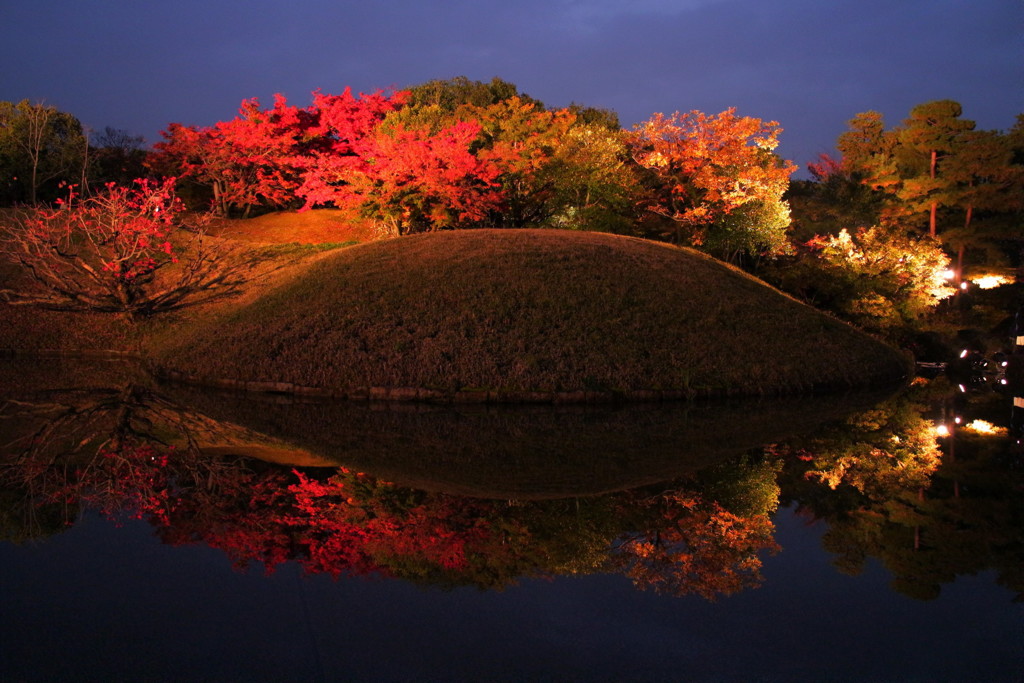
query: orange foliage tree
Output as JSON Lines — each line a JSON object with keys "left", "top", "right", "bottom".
{"left": 455, "top": 97, "right": 578, "bottom": 227}
{"left": 627, "top": 108, "right": 796, "bottom": 258}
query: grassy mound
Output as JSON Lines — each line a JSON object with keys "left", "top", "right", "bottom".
{"left": 147, "top": 229, "right": 910, "bottom": 400}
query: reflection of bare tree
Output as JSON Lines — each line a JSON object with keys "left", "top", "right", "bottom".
{"left": 0, "top": 381, "right": 313, "bottom": 466}
{"left": 3, "top": 384, "right": 195, "bottom": 461}
{"left": 0, "top": 383, "right": 286, "bottom": 540}
{"left": 0, "top": 386, "right": 169, "bottom": 538}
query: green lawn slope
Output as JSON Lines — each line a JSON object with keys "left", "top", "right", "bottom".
{"left": 145, "top": 229, "right": 910, "bottom": 401}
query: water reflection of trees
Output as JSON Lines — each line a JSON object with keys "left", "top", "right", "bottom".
{"left": 0, "top": 366, "right": 787, "bottom": 599}
{"left": 1, "top": 426, "right": 783, "bottom": 599}
{"left": 1, "top": 360, "right": 1021, "bottom": 601}
{"left": 776, "top": 376, "right": 1024, "bottom": 601}
{"left": 0, "top": 378, "right": 290, "bottom": 544}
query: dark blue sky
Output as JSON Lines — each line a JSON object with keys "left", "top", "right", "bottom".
{"left": 2, "top": 0, "right": 1020, "bottom": 174}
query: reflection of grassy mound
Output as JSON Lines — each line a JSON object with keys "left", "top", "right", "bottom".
{"left": 167, "top": 385, "right": 896, "bottom": 499}
{"left": 148, "top": 229, "right": 909, "bottom": 400}
{"left": 0, "top": 356, "right": 897, "bottom": 499}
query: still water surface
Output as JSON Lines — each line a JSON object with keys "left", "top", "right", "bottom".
{"left": 1, "top": 358, "right": 1021, "bottom": 682}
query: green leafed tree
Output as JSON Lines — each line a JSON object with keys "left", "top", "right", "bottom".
{"left": 0, "top": 100, "right": 88, "bottom": 205}
{"left": 892, "top": 100, "right": 976, "bottom": 238}
{"left": 542, "top": 122, "right": 644, "bottom": 233}
{"left": 838, "top": 101, "right": 987, "bottom": 239}
{"left": 836, "top": 101, "right": 1024, "bottom": 280}
{"left": 937, "top": 127, "right": 1023, "bottom": 280}
{"left": 405, "top": 75, "right": 545, "bottom": 112}
{"left": 837, "top": 110, "right": 894, "bottom": 190}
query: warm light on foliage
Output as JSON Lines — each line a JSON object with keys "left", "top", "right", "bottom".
{"left": 963, "top": 419, "right": 1006, "bottom": 436}
{"left": 969, "top": 274, "right": 1012, "bottom": 289}
{"left": 146, "top": 84, "right": 808, "bottom": 249}
{"left": 0, "top": 386, "right": 783, "bottom": 601}
{"left": 613, "top": 487, "right": 779, "bottom": 600}
{"left": 627, "top": 108, "right": 796, "bottom": 258}
{"left": 805, "top": 225, "right": 955, "bottom": 329}
{"left": 341, "top": 119, "right": 506, "bottom": 235}
{"left": 777, "top": 391, "right": 944, "bottom": 499}
{"left": 544, "top": 123, "right": 641, "bottom": 231}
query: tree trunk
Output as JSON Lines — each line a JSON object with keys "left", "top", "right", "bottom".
{"left": 212, "top": 181, "right": 229, "bottom": 218}
{"left": 954, "top": 204, "right": 972, "bottom": 301}
{"left": 929, "top": 149, "right": 938, "bottom": 238}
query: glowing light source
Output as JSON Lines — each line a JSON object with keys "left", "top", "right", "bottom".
{"left": 943, "top": 269, "right": 956, "bottom": 280}
{"left": 970, "top": 275, "right": 1012, "bottom": 290}
{"left": 964, "top": 419, "right": 1007, "bottom": 436}
{"left": 934, "top": 424, "right": 950, "bottom": 437}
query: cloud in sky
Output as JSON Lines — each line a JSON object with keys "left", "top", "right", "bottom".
{"left": 0, "top": 0, "right": 1019, "bottom": 172}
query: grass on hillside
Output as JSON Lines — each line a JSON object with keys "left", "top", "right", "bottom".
{"left": 0, "top": 214, "right": 353, "bottom": 354}
{"left": 146, "top": 229, "right": 910, "bottom": 399}
{"left": 207, "top": 208, "right": 381, "bottom": 245}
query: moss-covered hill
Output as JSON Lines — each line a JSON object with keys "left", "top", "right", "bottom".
{"left": 145, "top": 229, "right": 909, "bottom": 401}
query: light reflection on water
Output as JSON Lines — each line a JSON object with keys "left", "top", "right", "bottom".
{"left": 1, "top": 358, "right": 1022, "bottom": 681}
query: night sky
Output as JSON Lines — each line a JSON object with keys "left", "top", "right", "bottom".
{"left": 2, "top": 0, "right": 1020, "bottom": 175}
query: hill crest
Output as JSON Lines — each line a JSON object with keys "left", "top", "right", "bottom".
{"left": 147, "top": 229, "right": 909, "bottom": 401}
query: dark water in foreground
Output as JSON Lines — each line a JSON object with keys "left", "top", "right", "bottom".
{"left": 3, "top": 505, "right": 1019, "bottom": 682}
{"left": 1, "top": 359, "right": 1022, "bottom": 682}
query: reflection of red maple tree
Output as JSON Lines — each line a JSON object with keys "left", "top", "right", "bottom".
{"left": 2, "top": 438, "right": 778, "bottom": 599}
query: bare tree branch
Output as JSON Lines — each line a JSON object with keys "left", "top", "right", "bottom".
{"left": 0, "top": 179, "right": 265, "bottom": 319}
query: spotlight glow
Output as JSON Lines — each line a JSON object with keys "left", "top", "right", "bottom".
{"left": 964, "top": 420, "right": 1007, "bottom": 436}
{"left": 971, "top": 275, "right": 1012, "bottom": 290}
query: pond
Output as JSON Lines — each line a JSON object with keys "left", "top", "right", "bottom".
{"left": 1, "top": 357, "right": 1022, "bottom": 682}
